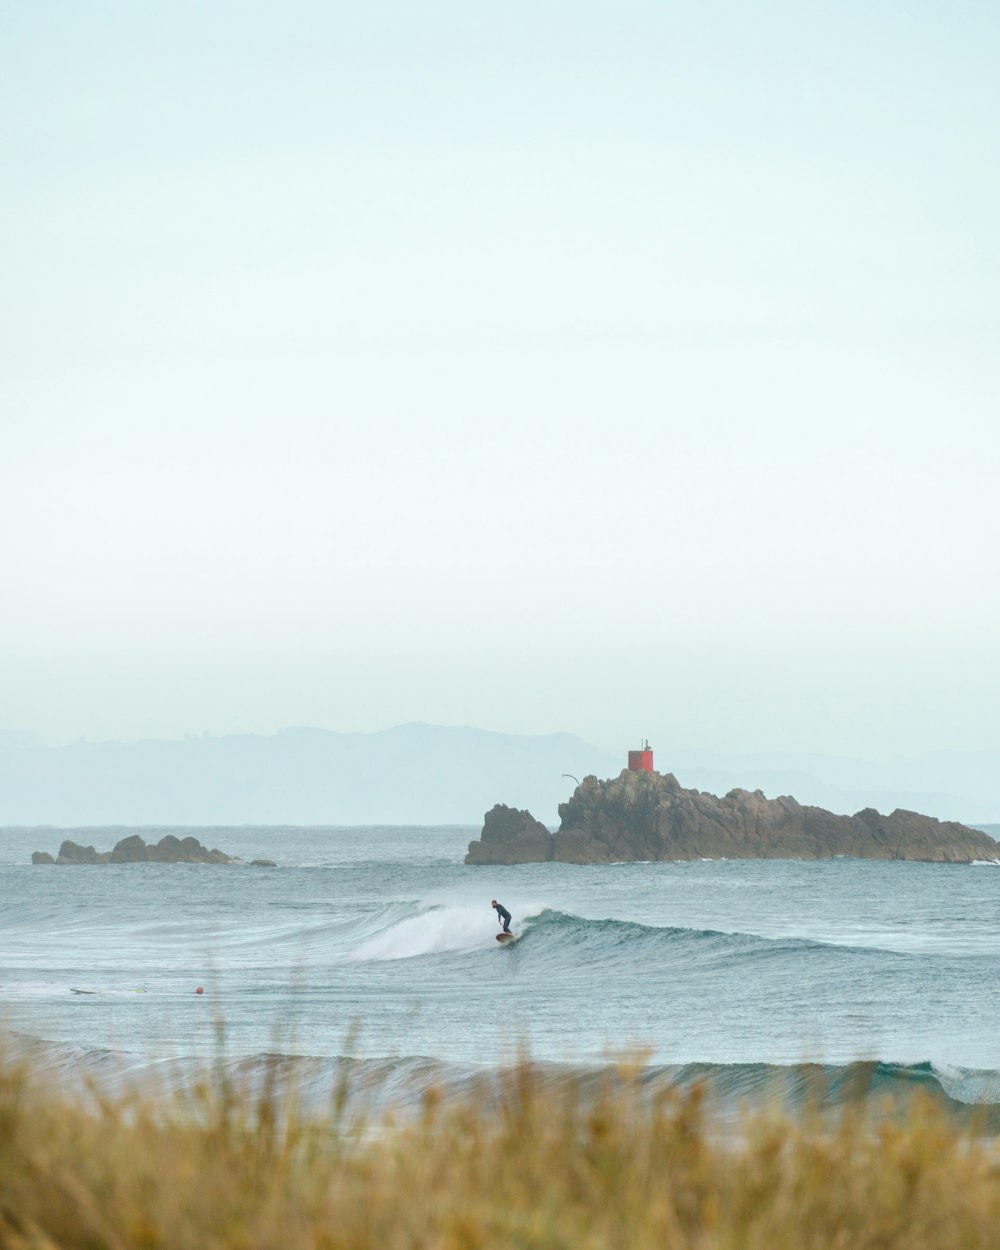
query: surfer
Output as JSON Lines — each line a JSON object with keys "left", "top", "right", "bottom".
{"left": 491, "top": 899, "right": 512, "bottom": 933}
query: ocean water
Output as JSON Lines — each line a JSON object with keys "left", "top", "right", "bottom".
{"left": 4, "top": 824, "right": 1000, "bottom": 1123}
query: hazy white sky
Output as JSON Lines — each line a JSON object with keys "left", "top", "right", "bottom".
{"left": 2, "top": 1, "right": 998, "bottom": 757}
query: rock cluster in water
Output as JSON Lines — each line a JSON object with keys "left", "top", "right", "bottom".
{"left": 30, "top": 835, "right": 274, "bottom": 865}
{"left": 465, "top": 770, "right": 999, "bottom": 865}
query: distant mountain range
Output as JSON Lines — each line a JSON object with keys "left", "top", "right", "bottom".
{"left": 0, "top": 725, "right": 617, "bottom": 826}
{"left": 0, "top": 725, "right": 997, "bottom": 826}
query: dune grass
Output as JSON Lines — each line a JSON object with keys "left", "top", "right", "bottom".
{"left": 2, "top": 1047, "right": 999, "bottom": 1250}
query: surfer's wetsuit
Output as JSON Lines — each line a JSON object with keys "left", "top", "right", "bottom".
{"left": 494, "top": 902, "right": 512, "bottom": 932}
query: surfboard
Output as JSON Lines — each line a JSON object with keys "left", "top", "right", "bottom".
{"left": 71, "top": 987, "right": 146, "bottom": 995}
{"left": 496, "top": 932, "right": 517, "bottom": 944}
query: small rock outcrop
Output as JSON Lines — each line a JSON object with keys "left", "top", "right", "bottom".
{"left": 464, "top": 770, "right": 1000, "bottom": 865}
{"left": 465, "top": 804, "right": 554, "bottom": 865}
{"left": 32, "top": 835, "right": 234, "bottom": 865}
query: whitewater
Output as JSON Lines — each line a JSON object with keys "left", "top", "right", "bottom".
{"left": 4, "top": 823, "right": 1000, "bottom": 1121}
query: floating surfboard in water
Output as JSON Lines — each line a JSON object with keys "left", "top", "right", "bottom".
{"left": 71, "top": 988, "right": 147, "bottom": 994}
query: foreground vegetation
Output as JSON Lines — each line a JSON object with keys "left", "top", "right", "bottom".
{"left": 2, "top": 1050, "right": 1000, "bottom": 1250}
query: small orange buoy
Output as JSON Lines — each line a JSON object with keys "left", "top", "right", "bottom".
{"left": 195, "top": 985, "right": 204, "bottom": 995}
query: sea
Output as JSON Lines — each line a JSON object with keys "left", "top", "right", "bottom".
{"left": 4, "top": 823, "right": 1000, "bottom": 1128}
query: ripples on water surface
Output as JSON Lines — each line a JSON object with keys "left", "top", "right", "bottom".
{"left": 3, "top": 824, "right": 1000, "bottom": 1116}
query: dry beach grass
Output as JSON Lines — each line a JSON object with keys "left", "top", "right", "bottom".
{"left": 2, "top": 1046, "right": 999, "bottom": 1250}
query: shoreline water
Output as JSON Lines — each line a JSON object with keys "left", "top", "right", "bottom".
{"left": 5, "top": 823, "right": 1000, "bottom": 1129}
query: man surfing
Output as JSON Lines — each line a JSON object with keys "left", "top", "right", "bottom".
{"left": 491, "top": 899, "right": 512, "bottom": 933}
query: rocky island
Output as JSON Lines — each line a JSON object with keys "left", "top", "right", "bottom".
{"left": 465, "top": 769, "right": 999, "bottom": 865}
{"left": 31, "top": 834, "right": 275, "bottom": 866}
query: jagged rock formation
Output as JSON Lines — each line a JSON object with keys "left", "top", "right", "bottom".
{"left": 465, "top": 770, "right": 1000, "bottom": 865}
{"left": 32, "top": 834, "right": 234, "bottom": 865}
{"left": 465, "top": 804, "right": 554, "bottom": 865}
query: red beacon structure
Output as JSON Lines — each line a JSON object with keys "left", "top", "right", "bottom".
{"left": 628, "top": 740, "right": 654, "bottom": 772}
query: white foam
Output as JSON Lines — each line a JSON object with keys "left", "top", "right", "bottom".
{"left": 350, "top": 906, "right": 496, "bottom": 961}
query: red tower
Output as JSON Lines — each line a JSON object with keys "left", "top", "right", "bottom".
{"left": 627, "top": 741, "right": 654, "bottom": 772}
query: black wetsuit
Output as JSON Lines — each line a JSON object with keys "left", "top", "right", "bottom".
{"left": 494, "top": 902, "right": 512, "bottom": 932}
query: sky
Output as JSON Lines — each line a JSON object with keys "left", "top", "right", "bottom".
{"left": 2, "top": 0, "right": 998, "bottom": 760}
